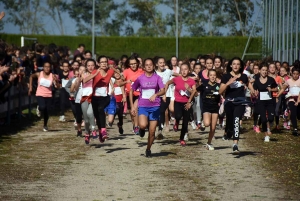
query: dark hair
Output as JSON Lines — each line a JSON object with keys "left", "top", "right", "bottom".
{"left": 72, "top": 60, "right": 80, "bottom": 66}
{"left": 78, "top": 44, "right": 85, "bottom": 48}
{"left": 85, "top": 58, "right": 97, "bottom": 68}
{"left": 189, "top": 58, "right": 196, "bottom": 63}
{"left": 208, "top": 69, "right": 217, "bottom": 75}
{"left": 97, "top": 55, "right": 107, "bottom": 63}
{"left": 120, "top": 55, "right": 128, "bottom": 60}
{"left": 259, "top": 63, "right": 268, "bottom": 70}
{"left": 85, "top": 50, "right": 92, "bottom": 55}
{"left": 143, "top": 58, "right": 155, "bottom": 71}
{"left": 226, "top": 57, "right": 244, "bottom": 74}
{"left": 214, "top": 56, "right": 223, "bottom": 65}
{"left": 180, "top": 62, "right": 191, "bottom": 71}
{"left": 205, "top": 57, "right": 213, "bottom": 64}
{"left": 62, "top": 60, "right": 69, "bottom": 67}
{"left": 124, "top": 55, "right": 140, "bottom": 69}
{"left": 74, "top": 55, "right": 84, "bottom": 61}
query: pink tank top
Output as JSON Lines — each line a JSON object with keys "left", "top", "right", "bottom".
{"left": 81, "top": 73, "right": 93, "bottom": 97}
{"left": 36, "top": 72, "right": 53, "bottom": 97}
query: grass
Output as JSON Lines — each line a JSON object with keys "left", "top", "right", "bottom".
{"left": 242, "top": 118, "right": 300, "bottom": 199}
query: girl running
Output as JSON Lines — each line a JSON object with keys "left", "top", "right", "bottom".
{"left": 155, "top": 57, "right": 174, "bottom": 139}
{"left": 249, "top": 64, "right": 278, "bottom": 142}
{"left": 122, "top": 55, "right": 144, "bottom": 134}
{"left": 197, "top": 69, "right": 220, "bottom": 150}
{"left": 84, "top": 56, "right": 116, "bottom": 143}
{"left": 130, "top": 58, "right": 165, "bottom": 157}
{"left": 165, "top": 63, "right": 196, "bottom": 146}
{"left": 277, "top": 66, "right": 300, "bottom": 136}
{"left": 219, "top": 57, "right": 250, "bottom": 154}
{"left": 28, "top": 62, "right": 59, "bottom": 131}
{"left": 58, "top": 61, "right": 71, "bottom": 122}
{"left": 81, "top": 59, "right": 97, "bottom": 144}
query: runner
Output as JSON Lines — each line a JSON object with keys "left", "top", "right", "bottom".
{"left": 249, "top": 64, "right": 278, "bottom": 142}
{"left": 155, "top": 57, "right": 173, "bottom": 139}
{"left": 112, "top": 68, "right": 126, "bottom": 134}
{"left": 130, "top": 58, "right": 165, "bottom": 157}
{"left": 81, "top": 59, "right": 97, "bottom": 144}
{"left": 122, "top": 55, "right": 144, "bottom": 134}
{"left": 58, "top": 61, "right": 70, "bottom": 122}
{"left": 197, "top": 69, "right": 221, "bottom": 150}
{"left": 165, "top": 63, "right": 196, "bottom": 146}
{"left": 28, "top": 62, "right": 59, "bottom": 131}
{"left": 277, "top": 65, "right": 300, "bottom": 136}
{"left": 219, "top": 57, "right": 250, "bottom": 154}
{"left": 86, "top": 56, "right": 116, "bottom": 143}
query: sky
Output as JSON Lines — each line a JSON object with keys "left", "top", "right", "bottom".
{"left": 0, "top": 0, "right": 263, "bottom": 36}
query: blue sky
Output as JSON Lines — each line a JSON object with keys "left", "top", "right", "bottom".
{"left": 0, "top": 0, "right": 263, "bottom": 36}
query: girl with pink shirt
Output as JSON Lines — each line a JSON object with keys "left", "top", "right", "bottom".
{"left": 277, "top": 65, "right": 300, "bottom": 136}
{"left": 28, "top": 62, "right": 59, "bottom": 131}
{"left": 165, "top": 63, "right": 197, "bottom": 146}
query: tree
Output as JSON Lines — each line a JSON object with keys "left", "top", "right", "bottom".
{"left": 128, "top": 0, "right": 168, "bottom": 37}
{"left": 44, "top": 0, "right": 68, "bottom": 35}
{"left": 0, "top": 0, "right": 47, "bottom": 34}
{"left": 67, "top": 0, "right": 126, "bottom": 36}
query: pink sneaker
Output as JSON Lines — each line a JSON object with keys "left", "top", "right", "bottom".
{"left": 179, "top": 140, "right": 186, "bottom": 146}
{"left": 91, "top": 130, "right": 97, "bottom": 139}
{"left": 253, "top": 126, "right": 261, "bottom": 133}
{"left": 99, "top": 129, "right": 108, "bottom": 143}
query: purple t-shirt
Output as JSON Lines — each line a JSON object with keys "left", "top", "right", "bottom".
{"left": 131, "top": 73, "right": 164, "bottom": 107}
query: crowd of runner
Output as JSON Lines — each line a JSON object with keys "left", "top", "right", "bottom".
{"left": 1, "top": 41, "right": 300, "bottom": 157}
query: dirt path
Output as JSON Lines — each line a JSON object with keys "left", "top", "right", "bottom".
{"left": 0, "top": 113, "right": 291, "bottom": 201}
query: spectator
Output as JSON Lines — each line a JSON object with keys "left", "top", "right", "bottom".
{"left": 73, "top": 44, "right": 85, "bottom": 57}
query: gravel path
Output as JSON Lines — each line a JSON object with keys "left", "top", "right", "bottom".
{"left": 0, "top": 114, "right": 288, "bottom": 201}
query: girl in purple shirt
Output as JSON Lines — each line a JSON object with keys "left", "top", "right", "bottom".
{"left": 130, "top": 58, "right": 165, "bottom": 157}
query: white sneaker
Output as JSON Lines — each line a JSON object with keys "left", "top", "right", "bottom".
{"left": 74, "top": 121, "right": 77, "bottom": 128}
{"left": 264, "top": 136, "right": 270, "bottom": 142}
{"left": 190, "top": 121, "right": 196, "bottom": 130}
{"left": 184, "top": 133, "right": 189, "bottom": 141}
{"left": 59, "top": 115, "right": 66, "bottom": 122}
{"left": 36, "top": 106, "right": 41, "bottom": 117}
{"left": 206, "top": 144, "right": 214, "bottom": 150}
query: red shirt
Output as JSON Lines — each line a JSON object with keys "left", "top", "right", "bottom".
{"left": 92, "top": 69, "right": 114, "bottom": 96}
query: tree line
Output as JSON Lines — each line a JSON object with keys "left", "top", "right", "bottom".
{"left": 0, "top": 0, "right": 261, "bottom": 37}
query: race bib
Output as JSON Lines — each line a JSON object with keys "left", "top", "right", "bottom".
{"left": 260, "top": 91, "right": 271, "bottom": 100}
{"left": 229, "top": 81, "right": 243, "bottom": 88}
{"left": 142, "top": 89, "right": 155, "bottom": 99}
{"left": 82, "top": 87, "right": 93, "bottom": 96}
{"left": 39, "top": 78, "right": 51, "bottom": 88}
{"left": 114, "top": 87, "right": 122, "bottom": 95}
{"left": 289, "top": 87, "right": 300, "bottom": 96}
{"left": 62, "top": 79, "right": 68, "bottom": 88}
{"left": 95, "top": 87, "right": 107, "bottom": 96}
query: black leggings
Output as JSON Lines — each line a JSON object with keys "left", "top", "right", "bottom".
{"left": 288, "top": 101, "right": 300, "bottom": 129}
{"left": 158, "top": 97, "right": 170, "bottom": 130}
{"left": 70, "top": 100, "right": 77, "bottom": 119}
{"left": 36, "top": 96, "right": 52, "bottom": 126}
{"left": 59, "top": 88, "right": 70, "bottom": 116}
{"left": 224, "top": 102, "right": 245, "bottom": 140}
{"left": 75, "top": 103, "right": 83, "bottom": 124}
{"left": 114, "top": 102, "right": 124, "bottom": 126}
{"left": 256, "top": 100, "right": 275, "bottom": 132}
{"left": 174, "top": 101, "right": 191, "bottom": 140}
{"left": 92, "top": 96, "right": 110, "bottom": 129}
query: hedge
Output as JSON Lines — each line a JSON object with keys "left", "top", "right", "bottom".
{"left": 0, "top": 34, "right": 263, "bottom": 60}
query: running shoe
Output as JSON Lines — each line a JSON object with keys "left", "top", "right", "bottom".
{"left": 232, "top": 144, "right": 239, "bottom": 155}
{"left": 197, "top": 123, "right": 201, "bottom": 130}
{"left": 184, "top": 133, "right": 189, "bottom": 141}
{"left": 100, "top": 129, "right": 108, "bottom": 142}
{"left": 190, "top": 121, "right": 196, "bottom": 130}
{"left": 206, "top": 144, "right": 214, "bottom": 150}
{"left": 179, "top": 140, "right": 186, "bottom": 146}
{"left": 91, "top": 130, "right": 97, "bottom": 139}
{"left": 222, "top": 134, "right": 229, "bottom": 141}
{"left": 173, "top": 123, "right": 178, "bottom": 132}
{"left": 74, "top": 120, "right": 77, "bottom": 127}
{"left": 134, "top": 126, "right": 139, "bottom": 135}
{"left": 84, "top": 134, "right": 90, "bottom": 145}
{"left": 59, "top": 115, "right": 66, "bottom": 122}
{"left": 106, "top": 122, "right": 112, "bottom": 128}
{"left": 264, "top": 136, "right": 270, "bottom": 142}
{"left": 253, "top": 126, "right": 261, "bottom": 133}
{"left": 77, "top": 130, "right": 82, "bottom": 137}
{"left": 156, "top": 130, "right": 164, "bottom": 140}
{"left": 200, "top": 121, "right": 205, "bottom": 131}
{"left": 36, "top": 106, "right": 41, "bottom": 117}
{"left": 117, "top": 123, "right": 124, "bottom": 135}
{"left": 145, "top": 149, "right": 151, "bottom": 158}
{"left": 43, "top": 126, "right": 48, "bottom": 132}
{"left": 139, "top": 129, "right": 146, "bottom": 138}
{"left": 292, "top": 129, "right": 299, "bottom": 136}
